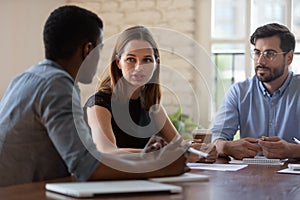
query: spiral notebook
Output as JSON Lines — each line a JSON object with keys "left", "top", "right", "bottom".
{"left": 229, "top": 156, "right": 286, "bottom": 165}
{"left": 45, "top": 180, "right": 182, "bottom": 198}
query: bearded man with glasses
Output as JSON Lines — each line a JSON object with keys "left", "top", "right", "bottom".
{"left": 212, "top": 23, "right": 300, "bottom": 160}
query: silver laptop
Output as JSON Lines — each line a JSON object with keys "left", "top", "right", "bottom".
{"left": 45, "top": 180, "right": 182, "bottom": 198}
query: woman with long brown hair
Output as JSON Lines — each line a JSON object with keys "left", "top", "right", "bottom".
{"left": 85, "top": 26, "right": 216, "bottom": 162}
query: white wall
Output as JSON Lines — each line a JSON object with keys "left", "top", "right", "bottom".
{"left": 0, "top": 0, "right": 213, "bottom": 128}
{"left": 0, "top": 0, "right": 66, "bottom": 98}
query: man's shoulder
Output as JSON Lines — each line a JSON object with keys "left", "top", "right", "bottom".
{"left": 223, "top": 76, "right": 259, "bottom": 100}
{"left": 288, "top": 73, "right": 300, "bottom": 92}
{"left": 230, "top": 76, "right": 256, "bottom": 91}
{"left": 235, "top": 76, "right": 255, "bottom": 85}
{"left": 7, "top": 61, "right": 75, "bottom": 98}
{"left": 17, "top": 61, "right": 75, "bottom": 92}
{"left": 291, "top": 74, "right": 300, "bottom": 82}
{"left": 27, "top": 61, "right": 72, "bottom": 81}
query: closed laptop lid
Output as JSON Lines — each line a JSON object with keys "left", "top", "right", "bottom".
{"left": 45, "top": 180, "right": 182, "bottom": 197}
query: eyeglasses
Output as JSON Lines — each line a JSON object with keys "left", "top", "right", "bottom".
{"left": 250, "top": 50, "right": 286, "bottom": 61}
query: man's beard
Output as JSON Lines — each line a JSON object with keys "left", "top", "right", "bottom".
{"left": 255, "top": 64, "right": 285, "bottom": 83}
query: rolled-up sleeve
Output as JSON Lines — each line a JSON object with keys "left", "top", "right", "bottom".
{"left": 211, "top": 85, "right": 240, "bottom": 142}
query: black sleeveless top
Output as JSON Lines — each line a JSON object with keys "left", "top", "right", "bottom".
{"left": 85, "top": 91, "right": 153, "bottom": 148}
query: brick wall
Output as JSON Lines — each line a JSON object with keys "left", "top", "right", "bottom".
{"left": 68, "top": 0, "right": 210, "bottom": 128}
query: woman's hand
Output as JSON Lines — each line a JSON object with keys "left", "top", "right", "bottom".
{"left": 142, "top": 135, "right": 168, "bottom": 153}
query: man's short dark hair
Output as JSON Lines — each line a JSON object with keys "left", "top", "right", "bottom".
{"left": 43, "top": 5, "right": 103, "bottom": 60}
{"left": 250, "top": 23, "right": 295, "bottom": 53}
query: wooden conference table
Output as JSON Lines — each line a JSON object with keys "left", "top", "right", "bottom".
{"left": 1, "top": 158, "right": 300, "bottom": 200}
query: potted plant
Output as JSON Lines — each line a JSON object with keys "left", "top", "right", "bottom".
{"left": 168, "top": 107, "right": 200, "bottom": 139}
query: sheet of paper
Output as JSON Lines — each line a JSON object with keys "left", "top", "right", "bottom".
{"left": 187, "top": 163, "right": 248, "bottom": 171}
{"left": 277, "top": 168, "right": 300, "bottom": 175}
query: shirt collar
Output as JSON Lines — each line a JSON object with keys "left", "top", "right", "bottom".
{"left": 39, "top": 59, "right": 77, "bottom": 87}
{"left": 258, "top": 71, "right": 293, "bottom": 96}
{"left": 39, "top": 59, "right": 64, "bottom": 70}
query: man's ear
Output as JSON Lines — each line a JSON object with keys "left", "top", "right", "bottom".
{"left": 82, "top": 42, "right": 93, "bottom": 59}
{"left": 286, "top": 50, "right": 294, "bottom": 65}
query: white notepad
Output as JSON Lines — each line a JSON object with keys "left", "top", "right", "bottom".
{"left": 149, "top": 173, "right": 209, "bottom": 182}
{"left": 242, "top": 158, "right": 283, "bottom": 165}
{"left": 45, "top": 180, "right": 182, "bottom": 198}
{"left": 229, "top": 156, "right": 286, "bottom": 165}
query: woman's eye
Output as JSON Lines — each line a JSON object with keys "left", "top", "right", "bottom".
{"left": 144, "top": 58, "right": 153, "bottom": 63}
{"left": 126, "top": 57, "right": 135, "bottom": 63}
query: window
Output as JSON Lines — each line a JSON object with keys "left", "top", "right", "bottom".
{"left": 212, "top": 0, "right": 246, "bottom": 39}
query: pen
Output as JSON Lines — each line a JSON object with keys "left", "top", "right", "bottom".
{"left": 293, "top": 137, "right": 300, "bottom": 144}
{"left": 188, "top": 147, "right": 209, "bottom": 158}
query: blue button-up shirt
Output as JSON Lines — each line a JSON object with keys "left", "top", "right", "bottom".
{"left": 212, "top": 72, "right": 300, "bottom": 143}
{"left": 0, "top": 60, "right": 101, "bottom": 186}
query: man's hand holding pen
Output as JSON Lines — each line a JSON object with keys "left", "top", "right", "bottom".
{"left": 142, "top": 135, "right": 217, "bottom": 163}
{"left": 188, "top": 139, "right": 217, "bottom": 163}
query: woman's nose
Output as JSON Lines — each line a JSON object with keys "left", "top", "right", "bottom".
{"left": 134, "top": 61, "right": 144, "bottom": 71}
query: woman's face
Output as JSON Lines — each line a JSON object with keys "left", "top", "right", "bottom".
{"left": 116, "top": 40, "right": 157, "bottom": 88}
